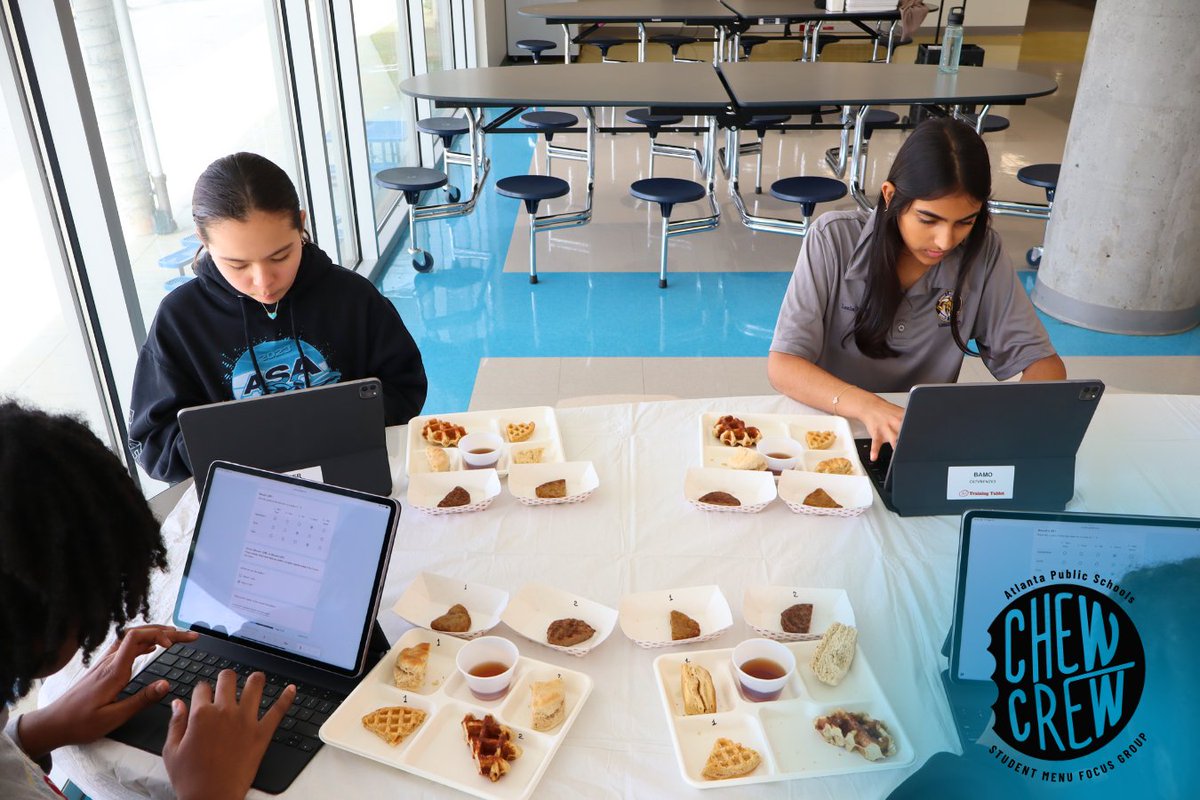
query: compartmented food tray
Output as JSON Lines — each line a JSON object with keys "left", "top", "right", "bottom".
{"left": 407, "top": 406, "right": 565, "bottom": 478}
{"left": 320, "top": 629, "right": 593, "bottom": 800}
{"left": 698, "top": 412, "right": 861, "bottom": 477}
{"left": 651, "top": 631, "right": 913, "bottom": 788}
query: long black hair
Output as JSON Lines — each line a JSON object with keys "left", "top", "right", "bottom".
{"left": 849, "top": 117, "right": 992, "bottom": 359}
{"left": 191, "top": 152, "right": 308, "bottom": 267}
{"left": 0, "top": 402, "right": 167, "bottom": 706}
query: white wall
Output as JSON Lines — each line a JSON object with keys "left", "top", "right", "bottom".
{"left": 475, "top": 0, "right": 508, "bottom": 67}
{"left": 919, "top": 0, "right": 1031, "bottom": 31}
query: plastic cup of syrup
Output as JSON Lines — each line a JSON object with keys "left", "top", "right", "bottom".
{"left": 456, "top": 636, "right": 519, "bottom": 700}
{"left": 732, "top": 638, "right": 795, "bottom": 701}
{"left": 755, "top": 437, "right": 803, "bottom": 475}
{"left": 458, "top": 432, "right": 503, "bottom": 470}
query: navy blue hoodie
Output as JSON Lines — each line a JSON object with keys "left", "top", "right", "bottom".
{"left": 128, "top": 243, "right": 427, "bottom": 483}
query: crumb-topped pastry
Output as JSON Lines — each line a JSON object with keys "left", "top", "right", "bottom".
{"left": 712, "top": 415, "right": 761, "bottom": 448}
{"left": 815, "top": 457, "right": 854, "bottom": 475}
{"left": 813, "top": 709, "right": 897, "bottom": 761}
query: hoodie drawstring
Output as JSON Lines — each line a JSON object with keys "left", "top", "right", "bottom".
{"left": 239, "top": 297, "right": 271, "bottom": 395}
{"left": 289, "top": 301, "right": 311, "bottom": 389}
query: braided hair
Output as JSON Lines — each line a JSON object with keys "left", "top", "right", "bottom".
{"left": 0, "top": 401, "right": 167, "bottom": 706}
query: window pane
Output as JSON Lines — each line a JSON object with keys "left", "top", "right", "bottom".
{"left": 354, "top": 0, "right": 420, "bottom": 220}
{"left": 308, "top": 2, "right": 359, "bottom": 266}
{"left": 69, "top": 0, "right": 302, "bottom": 329}
{"left": 0, "top": 61, "right": 111, "bottom": 444}
{"left": 422, "top": 0, "right": 454, "bottom": 72}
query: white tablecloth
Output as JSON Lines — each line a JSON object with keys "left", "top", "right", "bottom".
{"left": 42, "top": 393, "right": 1200, "bottom": 799}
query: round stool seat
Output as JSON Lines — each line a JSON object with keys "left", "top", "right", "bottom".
{"left": 516, "top": 39, "right": 556, "bottom": 54}
{"left": 520, "top": 110, "right": 578, "bottom": 131}
{"left": 631, "top": 177, "right": 706, "bottom": 206}
{"left": 874, "top": 32, "right": 913, "bottom": 47}
{"left": 375, "top": 167, "right": 448, "bottom": 193}
{"left": 584, "top": 36, "right": 623, "bottom": 54}
{"left": 813, "top": 35, "right": 842, "bottom": 55}
{"left": 496, "top": 175, "right": 571, "bottom": 202}
{"left": 747, "top": 114, "right": 791, "bottom": 129}
{"left": 863, "top": 109, "right": 900, "bottom": 128}
{"left": 626, "top": 108, "right": 684, "bottom": 127}
{"left": 417, "top": 116, "right": 469, "bottom": 137}
{"left": 770, "top": 176, "right": 848, "bottom": 205}
{"left": 1017, "top": 163, "right": 1060, "bottom": 190}
{"left": 740, "top": 35, "right": 768, "bottom": 47}
{"left": 962, "top": 113, "right": 1010, "bottom": 133}
{"left": 652, "top": 34, "right": 696, "bottom": 48}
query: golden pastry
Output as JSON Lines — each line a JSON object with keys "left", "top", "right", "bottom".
{"left": 392, "top": 642, "right": 430, "bottom": 690}
{"left": 815, "top": 457, "right": 854, "bottom": 475}
{"left": 701, "top": 738, "right": 761, "bottom": 780}
{"left": 670, "top": 609, "right": 701, "bottom": 640}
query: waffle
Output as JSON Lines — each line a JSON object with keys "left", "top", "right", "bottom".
{"left": 712, "top": 415, "right": 762, "bottom": 448}
{"left": 462, "top": 713, "right": 522, "bottom": 782}
{"left": 805, "top": 430, "right": 837, "bottom": 450}
{"left": 814, "top": 709, "right": 898, "bottom": 761}
{"left": 361, "top": 706, "right": 427, "bottom": 746}
{"left": 506, "top": 421, "right": 536, "bottom": 442}
{"left": 814, "top": 457, "right": 854, "bottom": 475}
{"left": 701, "top": 737, "right": 761, "bottom": 780}
{"left": 422, "top": 418, "right": 467, "bottom": 447}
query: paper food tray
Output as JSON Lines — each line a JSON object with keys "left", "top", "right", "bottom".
{"left": 320, "top": 629, "right": 593, "bottom": 800}
{"left": 407, "top": 407, "right": 564, "bottom": 478}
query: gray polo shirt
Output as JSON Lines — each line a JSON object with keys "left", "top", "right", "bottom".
{"left": 770, "top": 208, "right": 1056, "bottom": 392}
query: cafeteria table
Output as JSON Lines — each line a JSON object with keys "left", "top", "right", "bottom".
{"left": 40, "top": 392, "right": 1200, "bottom": 799}
{"left": 720, "top": 0, "right": 906, "bottom": 63}
{"left": 520, "top": 1, "right": 737, "bottom": 63}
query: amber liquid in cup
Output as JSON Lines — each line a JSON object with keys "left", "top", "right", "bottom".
{"left": 466, "top": 660, "right": 513, "bottom": 699}
{"left": 766, "top": 452, "right": 792, "bottom": 459}
{"left": 463, "top": 448, "right": 497, "bottom": 469}
{"left": 738, "top": 658, "right": 787, "bottom": 701}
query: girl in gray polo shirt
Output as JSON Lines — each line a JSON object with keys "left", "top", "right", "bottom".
{"left": 768, "top": 118, "right": 1064, "bottom": 461}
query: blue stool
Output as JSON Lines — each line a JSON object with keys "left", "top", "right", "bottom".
{"left": 737, "top": 34, "right": 768, "bottom": 61}
{"left": 584, "top": 36, "right": 625, "bottom": 63}
{"left": 625, "top": 108, "right": 684, "bottom": 178}
{"left": 521, "top": 110, "right": 579, "bottom": 176}
{"left": 516, "top": 39, "right": 557, "bottom": 63}
{"left": 959, "top": 112, "right": 1011, "bottom": 134}
{"left": 630, "top": 177, "right": 716, "bottom": 288}
{"left": 180, "top": 233, "right": 201, "bottom": 249}
{"left": 158, "top": 248, "right": 193, "bottom": 276}
{"left": 770, "top": 176, "right": 848, "bottom": 231}
{"left": 652, "top": 33, "right": 698, "bottom": 62}
{"left": 496, "top": 175, "right": 572, "bottom": 284}
{"left": 416, "top": 116, "right": 472, "bottom": 203}
{"left": 746, "top": 114, "right": 791, "bottom": 193}
{"left": 988, "top": 163, "right": 1060, "bottom": 266}
{"left": 375, "top": 167, "right": 449, "bottom": 272}
{"left": 164, "top": 274, "right": 195, "bottom": 293}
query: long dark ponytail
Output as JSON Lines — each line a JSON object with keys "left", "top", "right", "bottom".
{"left": 849, "top": 118, "right": 992, "bottom": 359}
{"left": 190, "top": 152, "right": 308, "bottom": 269}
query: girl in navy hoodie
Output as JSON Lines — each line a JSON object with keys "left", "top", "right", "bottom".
{"left": 129, "top": 153, "right": 427, "bottom": 483}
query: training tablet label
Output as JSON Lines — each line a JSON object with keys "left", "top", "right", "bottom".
{"left": 946, "top": 465, "right": 1015, "bottom": 500}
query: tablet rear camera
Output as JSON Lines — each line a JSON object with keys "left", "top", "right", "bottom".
{"left": 360, "top": 384, "right": 379, "bottom": 399}
{"left": 1079, "top": 386, "right": 1101, "bottom": 401}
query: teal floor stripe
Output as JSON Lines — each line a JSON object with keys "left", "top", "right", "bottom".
{"left": 378, "top": 124, "right": 1198, "bottom": 414}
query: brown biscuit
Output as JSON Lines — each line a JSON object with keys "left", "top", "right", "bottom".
{"left": 430, "top": 603, "right": 471, "bottom": 633}
{"left": 670, "top": 609, "right": 701, "bottom": 640}
{"left": 698, "top": 491, "right": 740, "bottom": 507}
{"left": 546, "top": 618, "right": 596, "bottom": 647}
{"left": 437, "top": 486, "right": 471, "bottom": 508}
{"left": 802, "top": 488, "right": 842, "bottom": 509}
{"left": 535, "top": 479, "right": 568, "bottom": 499}
{"left": 780, "top": 603, "right": 813, "bottom": 634}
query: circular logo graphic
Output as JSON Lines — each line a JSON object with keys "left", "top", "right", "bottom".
{"left": 986, "top": 584, "right": 1144, "bottom": 761}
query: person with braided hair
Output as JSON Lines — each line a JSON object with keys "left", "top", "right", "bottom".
{"left": 0, "top": 401, "right": 295, "bottom": 799}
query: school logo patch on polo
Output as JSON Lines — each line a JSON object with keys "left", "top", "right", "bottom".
{"left": 935, "top": 290, "right": 956, "bottom": 327}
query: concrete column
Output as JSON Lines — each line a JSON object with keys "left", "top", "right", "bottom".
{"left": 1031, "top": 0, "right": 1200, "bottom": 335}
{"left": 74, "top": 0, "right": 155, "bottom": 237}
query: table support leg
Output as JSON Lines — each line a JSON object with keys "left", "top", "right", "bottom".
{"left": 638, "top": 23, "right": 646, "bottom": 62}
{"left": 562, "top": 24, "right": 571, "bottom": 64}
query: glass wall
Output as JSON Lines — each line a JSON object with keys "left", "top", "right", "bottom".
{"left": 0, "top": 24, "right": 111, "bottom": 444}
{"left": 354, "top": 0, "right": 421, "bottom": 221}
{"left": 68, "top": 0, "right": 303, "bottom": 329}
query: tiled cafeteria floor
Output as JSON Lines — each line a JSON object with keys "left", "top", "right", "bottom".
{"left": 375, "top": 0, "right": 1200, "bottom": 413}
